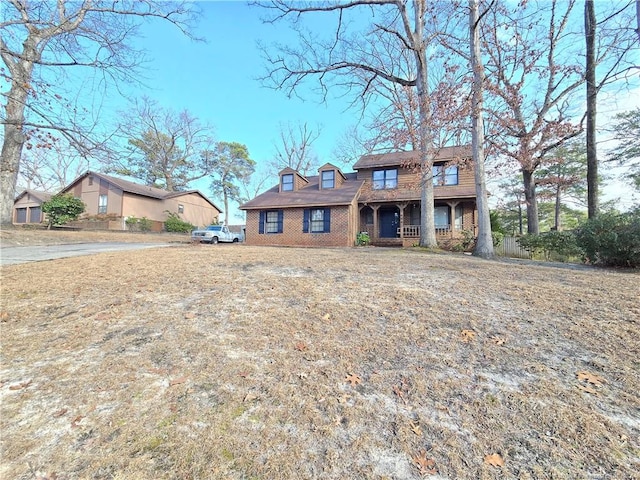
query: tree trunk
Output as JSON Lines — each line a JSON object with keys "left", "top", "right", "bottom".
{"left": 414, "top": 0, "right": 437, "bottom": 248}
{"left": 522, "top": 169, "right": 540, "bottom": 234}
{"left": 518, "top": 201, "right": 523, "bottom": 235}
{"left": 554, "top": 186, "right": 562, "bottom": 231}
{"left": 585, "top": 0, "right": 598, "bottom": 218}
{"left": 223, "top": 191, "right": 229, "bottom": 225}
{"left": 0, "top": 38, "right": 38, "bottom": 226}
{"left": 470, "top": 0, "right": 494, "bottom": 259}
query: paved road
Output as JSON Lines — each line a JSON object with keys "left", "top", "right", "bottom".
{"left": 0, "top": 242, "right": 174, "bottom": 266}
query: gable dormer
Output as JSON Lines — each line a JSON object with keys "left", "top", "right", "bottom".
{"left": 278, "top": 167, "right": 309, "bottom": 193}
{"left": 318, "top": 163, "right": 347, "bottom": 190}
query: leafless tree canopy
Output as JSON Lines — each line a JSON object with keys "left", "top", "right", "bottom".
{"left": 270, "top": 121, "right": 322, "bottom": 176}
{"left": 109, "top": 97, "right": 216, "bottom": 191}
{"left": 0, "top": 0, "right": 198, "bottom": 224}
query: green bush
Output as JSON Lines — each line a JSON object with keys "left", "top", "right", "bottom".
{"left": 575, "top": 209, "right": 640, "bottom": 267}
{"left": 41, "top": 193, "right": 85, "bottom": 227}
{"left": 164, "top": 212, "right": 194, "bottom": 233}
{"left": 126, "top": 216, "right": 153, "bottom": 232}
{"left": 517, "top": 231, "right": 582, "bottom": 261}
{"left": 356, "top": 231, "right": 370, "bottom": 246}
{"left": 492, "top": 231, "right": 504, "bottom": 247}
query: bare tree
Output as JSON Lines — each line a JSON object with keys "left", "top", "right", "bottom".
{"left": 110, "top": 97, "right": 216, "bottom": 191}
{"left": 481, "top": 0, "right": 585, "bottom": 234}
{"left": 583, "top": 0, "right": 638, "bottom": 218}
{"left": 255, "top": 0, "right": 441, "bottom": 247}
{"left": 18, "top": 140, "right": 91, "bottom": 192}
{"left": 585, "top": 0, "right": 598, "bottom": 218}
{"left": 0, "top": 0, "right": 197, "bottom": 225}
{"left": 469, "top": 0, "right": 494, "bottom": 258}
{"left": 270, "top": 121, "right": 322, "bottom": 175}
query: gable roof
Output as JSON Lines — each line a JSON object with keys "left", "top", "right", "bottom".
{"left": 240, "top": 172, "right": 364, "bottom": 210}
{"left": 63, "top": 171, "right": 223, "bottom": 212}
{"left": 14, "top": 189, "right": 53, "bottom": 204}
{"left": 353, "top": 145, "right": 472, "bottom": 170}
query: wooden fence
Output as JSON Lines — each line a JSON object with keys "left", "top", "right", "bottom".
{"left": 494, "top": 236, "right": 532, "bottom": 259}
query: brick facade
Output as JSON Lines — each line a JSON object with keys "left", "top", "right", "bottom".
{"left": 245, "top": 205, "right": 354, "bottom": 247}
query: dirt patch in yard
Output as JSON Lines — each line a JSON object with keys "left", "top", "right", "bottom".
{"left": 1, "top": 244, "right": 638, "bottom": 479}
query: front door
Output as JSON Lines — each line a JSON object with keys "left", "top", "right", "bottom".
{"left": 379, "top": 207, "right": 399, "bottom": 238}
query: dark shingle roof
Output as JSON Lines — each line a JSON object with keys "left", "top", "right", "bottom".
{"left": 240, "top": 173, "right": 364, "bottom": 210}
{"left": 14, "top": 189, "right": 53, "bottom": 203}
{"left": 64, "top": 171, "right": 222, "bottom": 212}
{"left": 353, "top": 145, "right": 472, "bottom": 170}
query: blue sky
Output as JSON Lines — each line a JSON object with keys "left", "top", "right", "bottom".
{"left": 9, "top": 1, "right": 637, "bottom": 220}
{"left": 115, "top": 1, "right": 365, "bottom": 220}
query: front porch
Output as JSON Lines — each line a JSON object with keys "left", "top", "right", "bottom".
{"left": 359, "top": 201, "right": 477, "bottom": 247}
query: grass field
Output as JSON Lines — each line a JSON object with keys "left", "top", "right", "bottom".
{"left": 1, "top": 232, "right": 638, "bottom": 479}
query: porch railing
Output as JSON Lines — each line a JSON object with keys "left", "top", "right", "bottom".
{"left": 397, "top": 225, "right": 477, "bottom": 238}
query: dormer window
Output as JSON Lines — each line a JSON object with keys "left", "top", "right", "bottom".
{"left": 321, "top": 170, "right": 335, "bottom": 189}
{"left": 281, "top": 173, "right": 294, "bottom": 191}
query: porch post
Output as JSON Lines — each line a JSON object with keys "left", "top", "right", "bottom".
{"left": 372, "top": 205, "right": 380, "bottom": 242}
{"left": 447, "top": 201, "right": 459, "bottom": 238}
{"left": 398, "top": 202, "right": 408, "bottom": 239}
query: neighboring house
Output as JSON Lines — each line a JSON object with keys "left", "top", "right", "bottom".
{"left": 13, "top": 189, "right": 53, "bottom": 225}
{"left": 240, "top": 146, "right": 477, "bottom": 247}
{"left": 59, "top": 171, "right": 221, "bottom": 231}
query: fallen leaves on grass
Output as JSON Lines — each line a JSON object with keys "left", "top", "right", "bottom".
{"left": 410, "top": 421, "right": 422, "bottom": 436}
{"left": 52, "top": 408, "right": 68, "bottom": 418}
{"left": 345, "top": 373, "right": 361, "bottom": 386}
{"left": 461, "top": 329, "right": 476, "bottom": 342}
{"left": 492, "top": 336, "right": 506, "bottom": 346}
{"left": 70, "top": 415, "right": 84, "bottom": 428}
{"left": 484, "top": 453, "right": 505, "bottom": 467}
{"left": 294, "top": 341, "right": 308, "bottom": 351}
{"left": 413, "top": 450, "right": 437, "bottom": 475}
{"left": 169, "top": 376, "right": 187, "bottom": 387}
{"left": 577, "top": 371, "right": 605, "bottom": 386}
{"left": 576, "top": 371, "right": 606, "bottom": 395}
{"left": 8, "top": 379, "right": 32, "bottom": 390}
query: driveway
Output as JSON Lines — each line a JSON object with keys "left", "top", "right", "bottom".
{"left": 0, "top": 242, "right": 174, "bottom": 266}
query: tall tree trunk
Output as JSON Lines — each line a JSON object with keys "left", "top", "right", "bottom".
{"left": 414, "top": 0, "right": 437, "bottom": 248}
{"left": 585, "top": 0, "right": 598, "bottom": 218}
{"left": 636, "top": 0, "right": 640, "bottom": 43}
{"left": 522, "top": 169, "right": 540, "bottom": 234}
{"left": 470, "top": 0, "right": 494, "bottom": 259}
{"left": 223, "top": 191, "right": 229, "bottom": 225}
{"left": 518, "top": 200, "right": 523, "bottom": 235}
{"left": 0, "top": 39, "right": 38, "bottom": 226}
{"left": 554, "top": 186, "right": 562, "bottom": 231}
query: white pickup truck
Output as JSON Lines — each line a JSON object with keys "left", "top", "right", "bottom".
{"left": 191, "top": 225, "right": 241, "bottom": 244}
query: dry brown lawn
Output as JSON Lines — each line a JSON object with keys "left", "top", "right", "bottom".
{"left": 1, "top": 231, "right": 639, "bottom": 479}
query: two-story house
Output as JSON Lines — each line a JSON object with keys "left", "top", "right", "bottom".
{"left": 240, "top": 146, "right": 477, "bottom": 247}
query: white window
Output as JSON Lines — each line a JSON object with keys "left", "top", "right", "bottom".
{"left": 311, "top": 209, "right": 324, "bottom": 232}
{"left": 281, "top": 174, "right": 294, "bottom": 191}
{"left": 98, "top": 194, "right": 108, "bottom": 214}
{"left": 266, "top": 211, "right": 279, "bottom": 233}
{"left": 321, "top": 170, "right": 335, "bottom": 189}
{"left": 434, "top": 206, "right": 449, "bottom": 229}
{"left": 432, "top": 165, "right": 458, "bottom": 186}
{"left": 372, "top": 169, "right": 398, "bottom": 189}
{"left": 455, "top": 205, "right": 463, "bottom": 230}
